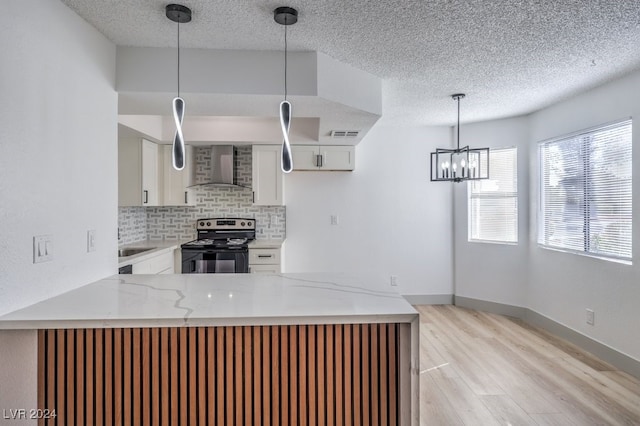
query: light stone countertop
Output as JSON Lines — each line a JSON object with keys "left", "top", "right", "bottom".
{"left": 248, "top": 239, "right": 285, "bottom": 249}
{"left": 0, "top": 273, "right": 417, "bottom": 329}
{"left": 117, "top": 239, "right": 190, "bottom": 268}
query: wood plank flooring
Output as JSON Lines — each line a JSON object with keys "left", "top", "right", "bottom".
{"left": 416, "top": 305, "right": 640, "bottom": 425}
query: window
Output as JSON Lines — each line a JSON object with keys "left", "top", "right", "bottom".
{"left": 538, "top": 119, "right": 632, "bottom": 262}
{"left": 468, "top": 147, "right": 518, "bottom": 244}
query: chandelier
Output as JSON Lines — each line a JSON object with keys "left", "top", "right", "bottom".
{"left": 430, "top": 94, "right": 489, "bottom": 182}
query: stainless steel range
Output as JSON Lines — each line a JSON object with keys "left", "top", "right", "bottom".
{"left": 181, "top": 218, "right": 255, "bottom": 273}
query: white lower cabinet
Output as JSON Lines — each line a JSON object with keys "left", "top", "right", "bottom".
{"left": 248, "top": 248, "right": 281, "bottom": 274}
{"left": 131, "top": 250, "right": 175, "bottom": 274}
{"left": 291, "top": 145, "right": 355, "bottom": 171}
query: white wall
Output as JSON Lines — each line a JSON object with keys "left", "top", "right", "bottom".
{"left": 284, "top": 124, "right": 453, "bottom": 297}
{"left": 0, "top": 0, "right": 117, "bottom": 316}
{"left": 453, "top": 70, "right": 640, "bottom": 362}
{"left": 528, "top": 70, "right": 640, "bottom": 361}
{"left": 454, "top": 116, "right": 530, "bottom": 307}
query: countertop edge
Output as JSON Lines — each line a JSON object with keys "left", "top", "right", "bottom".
{"left": 0, "top": 313, "right": 418, "bottom": 330}
{"left": 118, "top": 240, "right": 188, "bottom": 268}
{"left": 248, "top": 239, "right": 285, "bottom": 249}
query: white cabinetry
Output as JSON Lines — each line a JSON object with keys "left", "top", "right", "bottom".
{"left": 131, "top": 250, "right": 175, "bottom": 274}
{"left": 249, "top": 248, "right": 281, "bottom": 274}
{"left": 161, "top": 145, "right": 196, "bottom": 206}
{"left": 252, "top": 145, "right": 283, "bottom": 206}
{"left": 119, "top": 138, "right": 159, "bottom": 206}
{"left": 291, "top": 145, "right": 355, "bottom": 171}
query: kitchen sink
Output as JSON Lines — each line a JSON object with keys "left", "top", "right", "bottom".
{"left": 118, "top": 247, "right": 154, "bottom": 257}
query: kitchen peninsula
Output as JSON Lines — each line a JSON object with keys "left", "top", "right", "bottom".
{"left": 0, "top": 273, "right": 419, "bottom": 425}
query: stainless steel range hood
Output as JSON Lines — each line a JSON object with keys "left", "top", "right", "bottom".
{"left": 193, "top": 145, "right": 248, "bottom": 188}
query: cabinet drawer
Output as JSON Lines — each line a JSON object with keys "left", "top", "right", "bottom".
{"left": 249, "top": 248, "right": 281, "bottom": 265}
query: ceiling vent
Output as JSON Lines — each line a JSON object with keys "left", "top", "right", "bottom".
{"left": 330, "top": 130, "right": 359, "bottom": 138}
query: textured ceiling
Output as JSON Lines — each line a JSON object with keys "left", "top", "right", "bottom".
{"left": 61, "top": 0, "right": 640, "bottom": 125}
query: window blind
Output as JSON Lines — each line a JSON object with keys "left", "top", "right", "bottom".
{"left": 538, "top": 119, "right": 632, "bottom": 262}
{"left": 468, "top": 147, "right": 518, "bottom": 244}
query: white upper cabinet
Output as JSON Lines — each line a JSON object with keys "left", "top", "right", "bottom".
{"left": 119, "top": 138, "right": 159, "bottom": 206}
{"left": 252, "top": 145, "right": 283, "bottom": 206}
{"left": 141, "top": 140, "right": 159, "bottom": 205}
{"left": 321, "top": 146, "right": 356, "bottom": 170}
{"left": 291, "top": 145, "right": 319, "bottom": 170}
{"left": 291, "top": 145, "right": 355, "bottom": 171}
{"left": 161, "top": 144, "right": 196, "bottom": 206}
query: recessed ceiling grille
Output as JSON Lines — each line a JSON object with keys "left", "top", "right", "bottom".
{"left": 330, "top": 130, "right": 359, "bottom": 137}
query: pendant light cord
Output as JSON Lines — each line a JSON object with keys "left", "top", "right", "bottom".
{"left": 456, "top": 96, "right": 460, "bottom": 150}
{"left": 177, "top": 21, "right": 181, "bottom": 97}
{"left": 284, "top": 16, "right": 288, "bottom": 100}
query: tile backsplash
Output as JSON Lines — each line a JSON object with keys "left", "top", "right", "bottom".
{"left": 118, "top": 206, "right": 147, "bottom": 245}
{"left": 118, "top": 146, "right": 286, "bottom": 245}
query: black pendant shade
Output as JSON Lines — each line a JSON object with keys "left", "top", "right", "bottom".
{"left": 274, "top": 6, "right": 298, "bottom": 174}
{"left": 166, "top": 4, "right": 191, "bottom": 171}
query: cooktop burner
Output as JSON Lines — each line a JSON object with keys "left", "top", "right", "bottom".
{"left": 181, "top": 218, "right": 256, "bottom": 251}
{"left": 182, "top": 237, "right": 249, "bottom": 248}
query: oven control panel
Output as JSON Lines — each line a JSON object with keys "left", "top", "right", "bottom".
{"left": 197, "top": 218, "right": 255, "bottom": 230}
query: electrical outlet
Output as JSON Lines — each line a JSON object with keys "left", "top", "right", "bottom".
{"left": 87, "top": 230, "right": 96, "bottom": 252}
{"left": 33, "top": 235, "right": 53, "bottom": 263}
{"left": 586, "top": 309, "right": 595, "bottom": 325}
{"left": 330, "top": 214, "right": 339, "bottom": 225}
{"left": 390, "top": 275, "right": 398, "bottom": 286}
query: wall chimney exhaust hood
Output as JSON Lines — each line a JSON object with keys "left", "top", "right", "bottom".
{"left": 190, "top": 145, "right": 248, "bottom": 188}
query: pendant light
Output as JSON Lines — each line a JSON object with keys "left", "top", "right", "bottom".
{"left": 430, "top": 94, "right": 490, "bottom": 182}
{"left": 166, "top": 4, "right": 191, "bottom": 171}
{"left": 274, "top": 7, "right": 298, "bottom": 173}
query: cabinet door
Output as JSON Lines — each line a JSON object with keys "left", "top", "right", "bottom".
{"left": 252, "top": 145, "right": 283, "bottom": 206}
{"left": 162, "top": 145, "right": 195, "bottom": 206}
{"left": 141, "top": 139, "right": 159, "bottom": 206}
{"left": 320, "top": 146, "right": 355, "bottom": 170}
{"left": 291, "top": 145, "right": 320, "bottom": 170}
{"left": 249, "top": 264, "right": 281, "bottom": 274}
{"left": 118, "top": 138, "right": 143, "bottom": 206}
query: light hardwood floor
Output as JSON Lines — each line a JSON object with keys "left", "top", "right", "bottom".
{"left": 416, "top": 305, "right": 640, "bottom": 425}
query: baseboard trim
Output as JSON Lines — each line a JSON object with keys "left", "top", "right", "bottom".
{"left": 524, "top": 309, "right": 640, "bottom": 379}
{"left": 452, "top": 296, "right": 640, "bottom": 379}
{"left": 454, "top": 296, "right": 527, "bottom": 318}
{"left": 402, "top": 294, "right": 453, "bottom": 305}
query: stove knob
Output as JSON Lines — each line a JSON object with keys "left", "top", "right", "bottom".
{"left": 241, "top": 221, "right": 245, "bottom": 226}
{"left": 207, "top": 222, "right": 211, "bottom": 226}
{"left": 247, "top": 221, "right": 252, "bottom": 227}
{"left": 199, "top": 221, "right": 205, "bottom": 226}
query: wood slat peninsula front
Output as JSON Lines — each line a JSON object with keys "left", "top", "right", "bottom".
{"left": 38, "top": 323, "right": 406, "bottom": 425}
{"left": 0, "top": 273, "right": 420, "bottom": 425}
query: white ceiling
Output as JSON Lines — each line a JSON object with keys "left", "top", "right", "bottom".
{"left": 61, "top": 0, "right": 640, "bottom": 126}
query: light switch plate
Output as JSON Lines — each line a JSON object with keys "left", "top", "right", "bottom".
{"left": 330, "top": 214, "right": 339, "bottom": 225}
{"left": 87, "top": 230, "right": 96, "bottom": 252}
{"left": 586, "top": 308, "right": 595, "bottom": 325}
{"left": 33, "top": 235, "right": 53, "bottom": 263}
